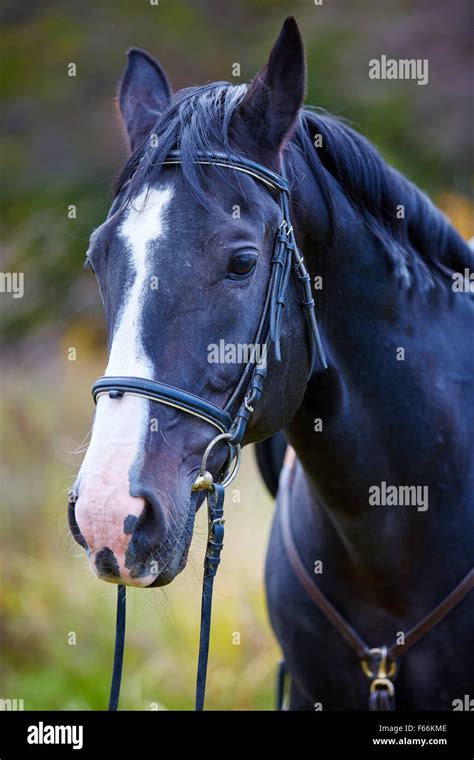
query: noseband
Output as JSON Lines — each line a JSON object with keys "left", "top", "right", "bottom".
{"left": 90, "top": 150, "right": 327, "bottom": 710}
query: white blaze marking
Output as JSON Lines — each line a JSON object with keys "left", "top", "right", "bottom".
{"left": 76, "top": 185, "right": 173, "bottom": 584}
{"left": 107, "top": 185, "right": 173, "bottom": 375}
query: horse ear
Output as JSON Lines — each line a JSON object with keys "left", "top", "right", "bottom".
{"left": 232, "top": 17, "right": 306, "bottom": 159}
{"left": 119, "top": 48, "right": 172, "bottom": 152}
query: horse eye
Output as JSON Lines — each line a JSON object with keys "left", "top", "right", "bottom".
{"left": 228, "top": 253, "right": 257, "bottom": 279}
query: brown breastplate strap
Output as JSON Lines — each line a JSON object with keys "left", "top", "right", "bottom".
{"left": 280, "top": 466, "right": 370, "bottom": 660}
{"left": 388, "top": 568, "right": 474, "bottom": 660}
{"left": 279, "top": 462, "right": 474, "bottom": 665}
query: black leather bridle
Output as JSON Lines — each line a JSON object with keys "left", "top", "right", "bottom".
{"left": 90, "top": 150, "right": 327, "bottom": 710}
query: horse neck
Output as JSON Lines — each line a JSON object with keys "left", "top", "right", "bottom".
{"left": 282, "top": 154, "right": 473, "bottom": 586}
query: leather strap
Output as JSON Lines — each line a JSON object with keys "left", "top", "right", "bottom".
{"left": 388, "top": 569, "right": 474, "bottom": 660}
{"left": 107, "top": 485, "right": 226, "bottom": 711}
{"left": 162, "top": 150, "right": 289, "bottom": 194}
{"left": 276, "top": 660, "right": 288, "bottom": 711}
{"left": 195, "top": 484, "right": 225, "bottom": 710}
{"left": 108, "top": 584, "right": 126, "bottom": 711}
{"left": 280, "top": 463, "right": 370, "bottom": 660}
{"left": 92, "top": 376, "right": 232, "bottom": 434}
{"left": 280, "top": 457, "right": 474, "bottom": 667}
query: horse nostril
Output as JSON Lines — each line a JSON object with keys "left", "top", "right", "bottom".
{"left": 123, "top": 514, "right": 139, "bottom": 535}
{"left": 123, "top": 497, "right": 174, "bottom": 577}
{"left": 125, "top": 500, "right": 158, "bottom": 548}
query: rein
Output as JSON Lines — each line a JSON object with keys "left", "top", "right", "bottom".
{"left": 91, "top": 150, "right": 327, "bottom": 710}
{"left": 108, "top": 484, "right": 226, "bottom": 711}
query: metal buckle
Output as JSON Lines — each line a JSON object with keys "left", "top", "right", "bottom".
{"left": 293, "top": 253, "right": 306, "bottom": 273}
{"left": 361, "top": 647, "right": 397, "bottom": 680}
{"left": 209, "top": 516, "right": 226, "bottom": 542}
{"left": 244, "top": 388, "right": 257, "bottom": 414}
{"left": 192, "top": 433, "right": 242, "bottom": 492}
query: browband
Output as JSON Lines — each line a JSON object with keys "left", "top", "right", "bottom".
{"left": 161, "top": 150, "right": 289, "bottom": 194}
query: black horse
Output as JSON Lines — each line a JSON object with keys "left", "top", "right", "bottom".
{"left": 70, "top": 18, "right": 473, "bottom": 709}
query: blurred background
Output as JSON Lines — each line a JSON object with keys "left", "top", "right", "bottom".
{"left": 1, "top": 0, "right": 472, "bottom": 709}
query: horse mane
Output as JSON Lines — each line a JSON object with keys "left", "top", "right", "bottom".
{"left": 115, "top": 82, "right": 472, "bottom": 280}
{"left": 296, "top": 110, "right": 472, "bottom": 280}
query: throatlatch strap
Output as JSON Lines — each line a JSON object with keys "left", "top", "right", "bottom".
{"left": 109, "top": 584, "right": 126, "bottom": 711}
{"left": 195, "top": 484, "right": 226, "bottom": 710}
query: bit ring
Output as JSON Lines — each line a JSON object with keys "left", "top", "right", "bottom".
{"left": 192, "top": 433, "right": 242, "bottom": 491}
